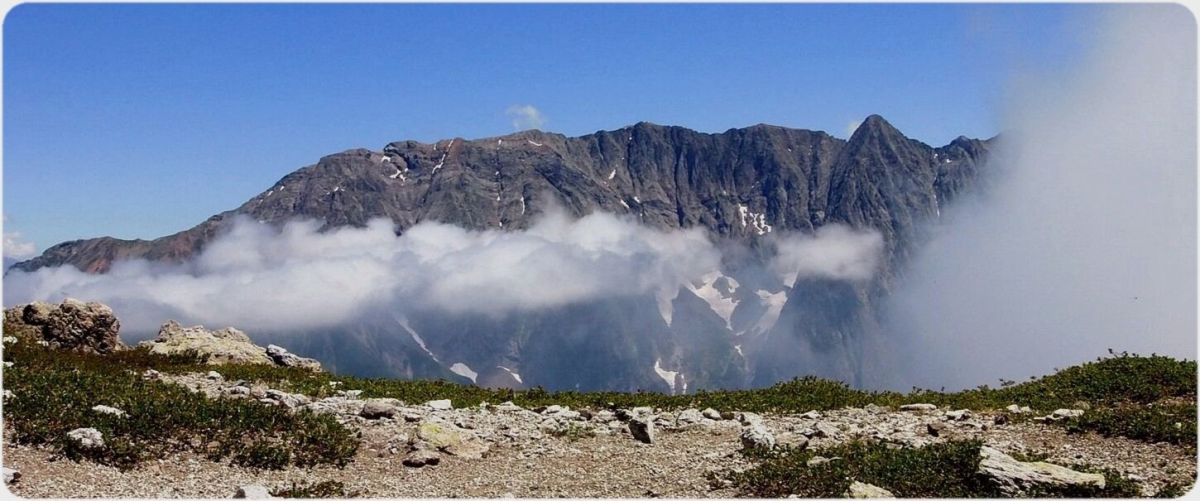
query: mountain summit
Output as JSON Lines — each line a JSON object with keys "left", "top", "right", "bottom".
{"left": 11, "top": 117, "right": 995, "bottom": 391}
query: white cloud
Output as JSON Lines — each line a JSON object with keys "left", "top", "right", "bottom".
{"left": 3, "top": 231, "right": 37, "bottom": 260}
{"left": 506, "top": 104, "right": 547, "bottom": 131}
{"left": 4, "top": 206, "right": 884, "bottom": 337}
{"left": 887, "top": 5, "right": 1196, "bottom": 390}
{"left": 770, "top": 225, "right": 884, "bottom": 285}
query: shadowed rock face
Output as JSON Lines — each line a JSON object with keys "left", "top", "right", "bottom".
{"left": 10, "top": 117, "right": 994, "bottom": 391}
{"left": 12, "top": 116, "right": 990, "bottom": 277}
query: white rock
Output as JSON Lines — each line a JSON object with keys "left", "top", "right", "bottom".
{"left": 234, "top": 484, "right": 273, "bottom": 498}
{"left": 678, "top": 409, "right": 706, "bottom": 425}
{"left": 1051, "top": 409, "right": 1084, "bottom": 419}
{"left": 701, "top": 408, "right": 722, "bottom": 420}
{"left": 847, "top": 481, "right": 894, "bottom": 498}
{"left": 66, "top": 428, "right": 105, "bottom": 449}
{"left": 2, "top": 336, "right": 16, "bottom": 345}
{"left": 426, "top": 399, "right": 453, "bottom": 411}
{"left": 740, "top": 422, "right": 776, "bottom": 450}
{"left": 945, "top": 409, "right": 972, "bottom": 421}
{"left": 3, "top": 467, "right": 20, "bottom": 485}
{"left": 900, "top": 403, "right": 938, "bottom": 412}
{"left": 205, "top": 370, "right": 223, "bottom": 380}
{"left": 91, "top": 405, "right": 126, "bottom": 417}
{"left": 977, "top": 446, "right": 1105, "bottom": 495}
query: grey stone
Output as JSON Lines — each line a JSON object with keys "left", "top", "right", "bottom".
{"left": 629, "top": 416, "right": 656, "bottom": 444}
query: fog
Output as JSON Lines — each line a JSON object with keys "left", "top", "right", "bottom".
{"left": 4, "top": 203, "right": 882, "bottom": 338}
{"left": 886, "top": 6, "right": 1197, "bottom": 390}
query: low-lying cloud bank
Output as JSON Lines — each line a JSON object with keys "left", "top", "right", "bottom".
{"left": 885, "top": 5, "right": 1196, "bottom": 390}
{"left": 4, "top": 204, "right": 882, "bottom": 336}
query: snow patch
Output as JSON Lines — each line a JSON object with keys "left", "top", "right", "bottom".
{"left": 619, "top": 199, "right": 630, "bottom": 209}
{"left": 633, "top": 196, "right": 641, "bottom": 204}
{"left": 432, "top": 139, "right": 454, "bottom": 175}
{"left": 734, "top": 344, "right": 744, "bottom": 357}
{"left": 398, "top": 318, "right": 439, "bottom": 362}
{"left": 497, "top": 366, "right": 523, "bottom": 384}
{"left": 607, "top": 169, "right": 616, "bottom": 180}
{"left": 450, "top": 363, "right": 478, "bottom": 383}
{"left": 527, "top": 140, "right": 543, "bottom": 147}
{"left": 685, "top": 271, "right": 740, "bottom": 329}
{"left": 737, "top": 204, "right": 772, "bottom": 235}
{"left": 653, "top": 358, "right": 681, "bottom": 395}
{"left": 749, "top": 289, "right": 787, "bottom": 336}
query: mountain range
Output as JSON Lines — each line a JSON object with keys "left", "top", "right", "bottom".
{"left": 11, "top": 115, "right": 994, "bottom": 391}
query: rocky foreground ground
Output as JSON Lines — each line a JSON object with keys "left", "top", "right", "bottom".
{"left": 5, "top": 368, "right": 1196, "bottom": 498}
{"left": 2, "top": 299, "right": 1196, "bottom": 498}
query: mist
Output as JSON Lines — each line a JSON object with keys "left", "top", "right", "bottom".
{"left": 4, "top": 203, "right": 882, "bottom": 341}
{"left": 886, "top": 6, "right": 1197, "bottom": 390}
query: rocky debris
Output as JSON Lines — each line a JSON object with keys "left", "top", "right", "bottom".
{"left": 66, "top": 428, "right": 105, "bottom": 449}
{"left": 3, "top": 299, "right": 121, "bottom": 354}
{"left": 977, "top": 446, "right": 1106, "bottom": 495}
{"left": 403, "top": 449, "right": 441, "bottom": 468}
{"left": 899, "top": 403, "right": 937, "bottom": 412}
{"left": 234, "top": 484, "right": 273, "bottom": 499}
{"left": 739, "top": 422, "right": 775, "bottom": 450}
{"left": 360, "top": 400, "right": 399, "bottom": 420}
{"left": 425, "top": 399, "right": 453, "bottom": 411}
{"left": 629, "top": 415, "right": 656, "bottom": 444}
{"left": 3, "top": 467, "right": 20, "bottom": 485}
{"left": 927, "top": 422, "right": 948, "bottom": 437}
{"left": 495, "top": 401, "right": 522, "bottom": 412}
{"left": 265, "top": 344, "right": 322, "bottom": 372}
{"left": 813, "top": 421, "right": 842, "bottom": 438}
{"left": 846, "top": 481, "right": 894, "bottom": 498}
{"left": 90, "top": 405, "right": 126, "bottom": 418}
{"left": 444, "top": 438, "right": 491, "bottom": 459}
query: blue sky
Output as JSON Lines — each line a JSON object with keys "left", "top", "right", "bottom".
{"left": 3, "top": 3, "right": 1101, "bottom": 254}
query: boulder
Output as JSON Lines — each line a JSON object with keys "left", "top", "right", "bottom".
{"left": 977, "top": 446, "right": 1105, "bottom": 495}
{"left": 701, "top": 408, "right": 722, "bottom": 420}
{"left": 265, "top": 344, "right": 323, "bottom": 372}
{"left": 425, "top": 399, "right": 453, "bottom": 411}
{"left": 3, "top": 467, "right": 20, "bottom": 485}
{"left": 926, "top": 422, "right": 948, "bottom": 437}
{"left": 629, "top": 416, "right": 656, "bottom": 444}
{"left": 739, "top": 422, "right": 776, "bottom": 450}
{"left": 234, "top": 485, "right": 273, "bottom": 499}
{"left": 1005, "top": 404, "right": 1033, "bottom": 414}
{"left": 66, "top": 427, "right": 105, "bottom": 449}
{"left": 678, "top": 409, "right": 705, "bottom": 425}
{"left": 900, "top": 403, "right": 937, "bottom": 412}
{"left": 444, "top": 439, "right": 490, "bottom": 459}
{"left": 140, "top": 321, "right": 274, "bottom": 366}
{"left": 847, "top": 481, "right": 894, "bottom": 498}
{"left": 360, "top": 400, "right": 399, "bottom": 419}
{"left": 5, "top": 299, "right": 121, "bottom": 354}
{"left": 416, "top": 422, "right": 464, "bottom": 450}
{"left": 403, "top": 449, "right": 441, "bottom": 467}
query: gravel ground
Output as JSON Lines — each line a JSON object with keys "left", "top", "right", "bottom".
{"left": 3, "top": 373, "right": 1195, "bottom": 498}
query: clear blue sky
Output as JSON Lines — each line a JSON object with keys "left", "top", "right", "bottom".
{"left": 4, "top": 3, "right": 1100, "bottom": 252}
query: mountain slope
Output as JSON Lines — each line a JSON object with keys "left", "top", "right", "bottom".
{"left": 11, "top": 116, "right": 995, "bottom": 390}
